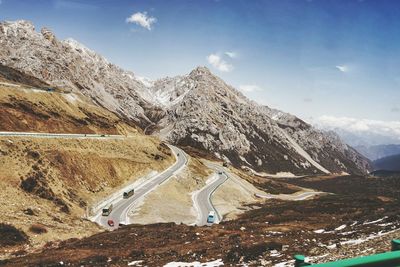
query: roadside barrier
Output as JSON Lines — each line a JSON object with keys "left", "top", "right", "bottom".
{"left": 294, "top": 239, "right": 400, "bottom": 267}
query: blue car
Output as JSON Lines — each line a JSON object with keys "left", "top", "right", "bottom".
{"left": 207, "top": 211, "right": 215, "bottom": 224}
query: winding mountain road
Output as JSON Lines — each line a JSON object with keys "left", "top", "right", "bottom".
{"left": 193, "top": 172, "right": 228, "bottom": 226}
{"left": 93, "top": 145, "right": 188, "bottom": 229}
{"left": 0, "top": 131, "right": 189, "bottom": 229}
{"left": 194, "top": 161, "right": 323, "bottom": 226}
{"left": 193, "top": 161, "right": 256, "bottom": 226}
{"left": 1, "top": 131, "right": 322, "bottom": 228}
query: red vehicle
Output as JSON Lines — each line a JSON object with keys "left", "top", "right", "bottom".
{"left": 107, "top": 219, "right": 114, "bottom": 227}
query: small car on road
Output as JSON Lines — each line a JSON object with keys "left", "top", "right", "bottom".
{"left": 207, "top": 211, "right": 215, "bottom": 224}
{"left": 107, "top": 219, "right": 114, "bottom": 227}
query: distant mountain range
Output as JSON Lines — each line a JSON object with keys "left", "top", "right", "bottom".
{"left": 0, "top": 20, "right": 371, "bottom": 175}
{"left": 355, "top": 144, "right": 400, "bottom": 161}
{"left": 373, "top": 154, "right": 400, "bottom": 172}
{"left": 311, "top": 117, "right": 400, "bottom": 155}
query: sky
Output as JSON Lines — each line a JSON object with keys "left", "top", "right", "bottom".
{"left": 0, "top": 0, "right": 399, "bottom": 139}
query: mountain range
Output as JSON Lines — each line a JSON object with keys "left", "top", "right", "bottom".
{"left": 0, "top": 20, "right": 371, "bottom": 175}
{"left": 373, "top": 154, "right": 400, "bottom": 172}
{"left": 355, "top": 144, "right": 400, "bottom": 161}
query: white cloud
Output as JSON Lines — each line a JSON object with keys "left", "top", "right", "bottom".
{"left": 126, "top": 12, "right": 157, "bottom": 31}
{"left": 225, "top": 51, "right": 237, "bottom": 58}
{"left": 207, "top": 53, "right": 233, "bottom": 72}
{"left": 239, "top": 84, "right": 261, "bottom": 93}
{"left": 336, "top": 65, "right": 350, "bottom": 73}
{"left": 314, "top": 115, "right": 400, "bottom": 140}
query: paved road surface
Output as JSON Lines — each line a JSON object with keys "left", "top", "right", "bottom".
{"left": 198, "top": 162, "right": 323, "bottom": 225}
{"left": 0, "top": 131, "right": 123, "bottom": 139}
{"left": 94, "top": 145, "right": 188, "bottom": 229}
{"left": 193, "top": 171, "right": 228, "bottom": 226}
{"left": 255, "top": 191, "right": 323, "bottom": 200}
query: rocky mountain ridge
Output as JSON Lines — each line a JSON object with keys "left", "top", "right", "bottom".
{"left": 147, "top": 67, "right": 370, "bottom": 174}
{"left": 0, "top": 20, "right": 371, "bottom": 175}
{"left": 0, "top": 20, "right": 155, "bottom": 127}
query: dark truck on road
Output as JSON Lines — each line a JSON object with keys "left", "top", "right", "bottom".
{"left": 102, "top": 204, "right": 113, "bottom": 216}
{"left": 123, "top": 188, "right": 135, "bottom": 199}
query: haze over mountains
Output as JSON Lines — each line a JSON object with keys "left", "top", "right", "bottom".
{"left": 373, "top": 154, "right": 400, "bottom": 172}
{"left": 312, "top": 116, "right": 400, "bottom": 160}
{"left": 0, "top": 20, "right": 371, "bottom": 175}
{"left": 312, "top": 119, "right": 400, "bottom": 164}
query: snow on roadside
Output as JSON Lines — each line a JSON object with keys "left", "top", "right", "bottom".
{"left": 163, "top": 259, "right": 224, "bottom": 267}
{"left": 127, "top": 260, "right": 143, "bottom": 266}
{"left": 363, "top": 216, "right": 388, "bottom": 225}
{"left": 335, "top": 224, "right": 347, "bottom": 231}
{"left": 323, "top": 228, "right": 399, "bottom": 249}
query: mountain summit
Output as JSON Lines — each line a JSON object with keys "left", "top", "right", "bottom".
{"left": 0, "top": 20, "right": 371, "bottom": 175}
{"left": 145, "top": 67, "right": 371, "bottom": 175}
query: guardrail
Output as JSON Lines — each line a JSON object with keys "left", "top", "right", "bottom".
{"left": 294, "top": 239, "right": 400, "bottom": 267}
{"left": 0, "top": 132, "right": 123, "bottom": 139}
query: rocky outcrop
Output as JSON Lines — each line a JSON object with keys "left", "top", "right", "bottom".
{"left": 0, "top": 20, "right": 372, "bottom": 175}
{"left": 148, "top": 67, "right": 371, "bottom": 175}
{"left": 0, "top": 20, "right": 153, "bottom": 127}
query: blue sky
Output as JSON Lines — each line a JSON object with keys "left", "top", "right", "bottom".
{"left": 1, "top": 0, "right": 399, "bottom": 127}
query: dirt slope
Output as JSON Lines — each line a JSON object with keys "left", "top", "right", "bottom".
{"left": 0, "top": 77, "right": 174, "bottom": 258}
{"left": 0, "top": 85, "right": 138, "bottom": 134}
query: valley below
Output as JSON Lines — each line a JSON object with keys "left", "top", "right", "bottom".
{"left": 2, "top": 174, "right": 400, "bottom": 266}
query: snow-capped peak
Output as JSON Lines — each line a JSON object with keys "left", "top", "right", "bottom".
{"left": 136, "top": 75, "right": 154, "bottom": 88}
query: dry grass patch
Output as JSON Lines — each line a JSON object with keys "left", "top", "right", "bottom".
{"left": 0, "top": 134, "right": 174, "bottom": 254}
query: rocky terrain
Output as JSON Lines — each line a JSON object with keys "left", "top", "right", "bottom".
{"left": 0, "top": 20, "right": 156, "bottom": 127}
{"left": 0, "top": 20, "right": 371, "bottom": 176}
{"left": 0, "top": 66, "right": 138, "bottom": 135}
{"left": 2, "top": 174, "right": 399, "bottom": 267}
{"left": 150, "top": 68, "right": 370, "bottom": 175}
